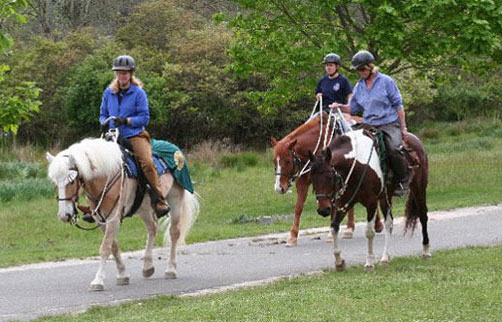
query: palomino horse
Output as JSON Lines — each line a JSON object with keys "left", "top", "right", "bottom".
{"left": 309, "top": 128, "right": 430, "bottom": 271}
{"left": 271, "top": 114, "right": 382, "bottom": 246}
{"left": 46, "top": 138, "right": 199, "bottom": 291}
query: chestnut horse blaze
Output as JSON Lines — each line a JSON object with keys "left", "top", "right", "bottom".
{"left": 309, "top": 129, "right": 430, "bottom": 271}
{"left": 271, "top": 116, "right": 382, "bottom": 246}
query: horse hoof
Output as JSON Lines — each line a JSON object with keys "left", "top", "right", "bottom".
{"left": 164, "top": 271, "right": 177, "bottom": 279}
{"left": 89, "top": 283, "right": 104, "bottom": 291}
{"left": 335, "top": 260, "right": 346, "bottom": 271}
{"left": 422, "top": 253, "right": 432, "bottom": 260}
{"left": 364, "top": 265, "right": 375, "bottom": 272}
{"left": 116, "top": 277, "right": 130, "bottom": 286}
{"left": 342, "top": 229, "right": 353, "bottom": 239}
{"left": 285, "top": 238, "right": 297, "bottom": 247}
{"left": 380, "top": 258, "right": 390, "bottom": 265}
{"left": 143, "top": 267, "right": 155, "bottom": 278}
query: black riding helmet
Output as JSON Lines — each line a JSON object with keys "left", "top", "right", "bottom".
{"left": 112, "top": 55, "right": 136, "bottom": 71}
{"left": 351, "top": 50, "right": 374, "bottom": 70}
{"left": 322, "top": 53, "right": 342, "bottom": 65}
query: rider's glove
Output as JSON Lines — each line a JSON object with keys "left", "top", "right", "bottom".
{"left": 115, "top": 117, "right": 129, "bottom": 126}
{"left": 100, "top": 122, "right": 109, "bottom": 133}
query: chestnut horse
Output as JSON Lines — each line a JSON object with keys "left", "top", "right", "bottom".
{"left": 47, "top": 138, "right": 199, "bottom": 291}
{"left": 271, "top": 114, "right": 382, "bottom": 246}
{"left": 309, "top": 128, "right": 430, "bottom": 271}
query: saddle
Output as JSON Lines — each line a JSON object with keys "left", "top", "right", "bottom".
{"left": 352, "top": 123, "right": 420, "bottom": 180}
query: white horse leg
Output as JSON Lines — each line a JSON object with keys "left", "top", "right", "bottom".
{"left": 332, "top": 227, "right": 345, "bottom": 271}
{"left": 364, "top": 214, "right": 376, "bottom": 272}
{"left": 111, "top": 239, "right": 130, "bottom": 285}
{"left": 90, "top": 220, "right": 119, "bottom": 291}
{"left": 422, "top": 244, "right": 432, "bottom": 259}
{"left": 380, "top": 208, "right": 394, "bottom": 264}
{"left": 165, "top": 208, "right": 180, "bottom": 279}
{"left": 141, "top": 209, "right": 157, "bottom": 278}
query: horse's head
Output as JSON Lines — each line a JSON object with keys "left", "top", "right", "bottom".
{"left": 271, "top": 137, "right": 301, "bottom": 194}
{"left": 46, "top": 152, "right": 81, "bottom": 223}
{"left": 309, "top": 148, "right": 338, "bottom": 217}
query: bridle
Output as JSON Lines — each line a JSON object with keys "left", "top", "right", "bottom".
{"left": 314, "top": 135, "right": 378, "bottom": 214}
{"left": 56, "top": 165, "right": 125, "bottom": 230}
{"left": 275, "top": 149, "right": 304, "bottom": 188}
{"left": 56, "top": 167, "right": 82, "bottom": 224}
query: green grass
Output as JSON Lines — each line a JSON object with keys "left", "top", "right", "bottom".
{"left": 32, "top": 245, "right": 502, "bottom": 322}
{"left": 0, "top": 120, "right": 501, "bottom": 267}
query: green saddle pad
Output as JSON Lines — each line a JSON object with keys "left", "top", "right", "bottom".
{"left": 151, "top": 139, "right": 194, "bottom": 193}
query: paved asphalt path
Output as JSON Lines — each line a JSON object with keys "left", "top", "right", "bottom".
{"left": 1, "top": 205, "right": 501, "bottom": 321}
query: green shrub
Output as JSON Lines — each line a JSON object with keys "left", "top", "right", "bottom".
{"left": 0, "top": 162, "right": 46, "bottom": 180}
{"left": 220, "top": 152, "right": 259, "bottom": 169}
{"left": 0, "top": 178, "right": 53, "bottom": 202}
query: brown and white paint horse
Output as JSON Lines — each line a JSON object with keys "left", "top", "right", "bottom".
{"left": 271, "top": 115, "right": 382, "bottom": 246}
{"left": 309, "top": 129, "right": 430, "bottom": 271}
{"left": 47, "top": 138, "right": 199, "bottom": 291}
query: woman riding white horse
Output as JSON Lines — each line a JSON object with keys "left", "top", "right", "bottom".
{"left": 47, "top": 135, "right": 199, "bottom": 291}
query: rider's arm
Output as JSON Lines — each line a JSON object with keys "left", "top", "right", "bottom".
{"left": 128, "top": 89, "right": 150, "bottom": 128}
{"left": 99, "top": 91, "right": 109, "bottom": 124}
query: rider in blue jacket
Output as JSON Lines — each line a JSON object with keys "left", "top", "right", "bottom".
{"left": 99, "top": 55, "right": 170, "bottom": 217}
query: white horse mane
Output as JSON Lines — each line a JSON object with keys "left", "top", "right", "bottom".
{"left": 48, "top": 138, "right": 123, "bottom": 185}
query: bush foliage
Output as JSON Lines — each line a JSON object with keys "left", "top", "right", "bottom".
{"left": 1, "top": 0, "right": 501, "bottom": 149}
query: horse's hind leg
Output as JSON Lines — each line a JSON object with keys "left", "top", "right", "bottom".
{"left": 364, "top": 205, "right": 378, "bottom": 272}
{"left": 139, "top": 208, "right": 157, "bottom": 278}
{"left": 164, "top": 210, "right": 181, "bottom": 279}
{"left": 342, "top": 208, "right": 355, "bottom": 239}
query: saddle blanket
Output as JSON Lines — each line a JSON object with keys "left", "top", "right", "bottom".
{"left": 123, "top": 139, "right": 194, "bottom": 193}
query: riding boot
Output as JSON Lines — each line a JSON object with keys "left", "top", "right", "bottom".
{"left": 388, "top": 151, "right": 410, "bottom": 197}
{"left": 129, "top": 132, "right": 170, "bottom": 218}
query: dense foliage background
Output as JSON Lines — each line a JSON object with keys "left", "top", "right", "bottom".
{"left": 1, "top": 0, "right": 501, "bottom": 148}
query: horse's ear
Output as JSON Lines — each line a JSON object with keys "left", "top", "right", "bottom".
{"left": 46, "top": 152, "right": 54, "bottom": 163}
{"left": 288, "top": 139, "right": 297, "bottom": 150}
{"left": 270, "top": 137, "right": 278, "bottom": 147}
{"left": 323, "top": 147, "right": 332, "bottom": 163}
{"left": 308, "top": 150, "right": 316, "bottom": 162}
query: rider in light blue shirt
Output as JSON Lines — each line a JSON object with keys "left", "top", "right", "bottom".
{"left": 350, "top": 72, "right": 403, "bottom": 126}
{"left": 332, "top": 50, "right": 410, "bottom": 197}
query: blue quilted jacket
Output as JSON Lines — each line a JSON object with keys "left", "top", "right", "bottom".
{"left": 99, "top": 84, "right": 149, "bottom": 138}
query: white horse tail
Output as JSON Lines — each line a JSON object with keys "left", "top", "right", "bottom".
{"left": 161, "top": 191, "right": 200, "bottom": 246}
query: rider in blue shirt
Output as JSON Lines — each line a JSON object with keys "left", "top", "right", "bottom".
{"left": 315, "top": 53, "right": 352, "bottom": 113}
{"left": 332, "top": 50, "right": 410, "bottom": 197}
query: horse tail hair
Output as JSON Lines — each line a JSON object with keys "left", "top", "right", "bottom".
{"left": 162, "top": 191, "right": 200, "bottom": 246}
{"left": 404, "top": 143, "right": 428, "bottom": 236}
{"left": 404, "top": 193, "right": 419, "bottom": 234}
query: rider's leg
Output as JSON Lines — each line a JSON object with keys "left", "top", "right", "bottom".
{"left": 377, "top": 122, "right": 409, "bottom": 197}
{"left": 129, "top": 131, "right": 170, "bottom": 217}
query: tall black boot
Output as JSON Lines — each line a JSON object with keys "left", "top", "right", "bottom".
{"left": 388, "top": 151, "right": 410, "bottom": 197}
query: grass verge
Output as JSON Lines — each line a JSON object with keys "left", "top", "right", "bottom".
{"left": 32, "top": 245, "right": 502, "bottom": 322}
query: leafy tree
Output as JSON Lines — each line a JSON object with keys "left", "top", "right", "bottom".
{"left": 225, "top": 0, "right": 502, "bottom": 111}
{"left": 0, "top": 0, "right": 28, "bottom": 50}
{"left": 0, "top": 65, "right": 41, "bottom": 135}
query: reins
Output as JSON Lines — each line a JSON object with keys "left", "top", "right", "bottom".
{"left": 315, "top": 133, "right": 377, "bottom": 214}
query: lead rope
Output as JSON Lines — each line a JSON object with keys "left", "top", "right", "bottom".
{"left": 335, "top": 135, "right": 377, "bottom": 213}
